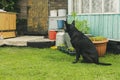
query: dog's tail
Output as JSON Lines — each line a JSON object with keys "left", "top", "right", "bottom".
{"left": 95, "top": 62, "right": 112, "bottom": 66}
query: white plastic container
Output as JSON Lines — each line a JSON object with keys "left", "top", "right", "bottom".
{"left": 49, "top": 17, "right": 66, "bottom": 30}
{"left": 50, "top": 10, "right": 57, "bottom": 17}
{"left": 56, "top": 31, "right": 65, "bottom": 46}
{"left": 58, "top": 9, "right": 66, "bottom": 16}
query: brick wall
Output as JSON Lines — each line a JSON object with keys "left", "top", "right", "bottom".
{"left": 17, "top": 0, "right": 28, "bottom": 35}
{"left": 17, "top": 0, "right": 28, "bottom": 19}
{"left": 49, "top": 0, "right": 68, "bottom": 13}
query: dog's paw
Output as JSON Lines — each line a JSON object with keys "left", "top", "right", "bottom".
{"left": 72, "top": 61, "right": 78, "bottom": 64}
{"left": 81, "top": 60, "right": 85, "bottom": 63}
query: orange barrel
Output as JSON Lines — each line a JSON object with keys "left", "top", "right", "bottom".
{"left": 49, "top": 30, "right": 57, "bottom": 40}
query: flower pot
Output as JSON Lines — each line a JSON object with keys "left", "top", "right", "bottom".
{"left": 92, "top": 39, "right": 108, "bottom": 57}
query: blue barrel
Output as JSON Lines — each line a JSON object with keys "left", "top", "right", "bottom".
{"left": 57, "top": 20, "right": 64, "bottom": 29}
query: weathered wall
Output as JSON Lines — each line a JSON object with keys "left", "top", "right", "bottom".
{"left": 49, "top": 0, "right": 68, "bottom": 10}
{"left": 16, "top": 0, "right": 28, "bottom": 35}
{"left": 17, "top": 0, "right": 28, "bottom": 19}
{"left": 27, "top": 0, "right": 49, "bottom": 35}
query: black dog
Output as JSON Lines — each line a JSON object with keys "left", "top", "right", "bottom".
{"left": 64, "top": 21, "right": 111, "bottom": 66}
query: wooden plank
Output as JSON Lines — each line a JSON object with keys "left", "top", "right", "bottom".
{"left": 6, "top": 13, "right": 10, "bottom": 30}
{"left": 0, "top": 13, "right": 6, "bottom": 30}
{"left": 0, "top": 31, "right": 16, "bottom": 38}
{"left": 0, "top": 13, "right": 3, "bottom": 30}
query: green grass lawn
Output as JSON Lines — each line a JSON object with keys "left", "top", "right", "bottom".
{"left": 0, "top": 47, "right": 120, "bottom": 80}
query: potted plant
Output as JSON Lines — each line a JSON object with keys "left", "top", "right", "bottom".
{"left": 57, "top": 44, "right": 76, "bottom": 55}
{"left": 67, "top": 47, "right": 76, "bottom": 55}
{"left": 89, "top": 36, "right": 109, "bottom": 57}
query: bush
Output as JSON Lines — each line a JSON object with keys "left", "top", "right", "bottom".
{"left": 69, "top": 12, "right": 90, "bottom": 34}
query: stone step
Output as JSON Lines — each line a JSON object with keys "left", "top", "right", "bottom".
{"left": 27, "top": 38, "right": 55, "bottom": 48}
{"left": 0, "top": 36, "right": 55, "bottom": 48}
{"left": 3, "top": 36, "right": 44, "bottom": 46}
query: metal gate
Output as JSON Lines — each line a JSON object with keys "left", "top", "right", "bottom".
{"left": 27, "top": 0, "right": 48, "bottom": 35}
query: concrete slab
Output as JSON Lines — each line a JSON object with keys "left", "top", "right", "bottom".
{"left": 0, "top": 39, "right": 4, "bottom": 46}
{"left": 0, "top": 36, "right": 49, "bottom": 46}
{"left": 28, "top": 38, "right": 55, "bottom": 42}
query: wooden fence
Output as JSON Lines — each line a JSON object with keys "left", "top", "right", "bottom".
{"left": 0, "top": 12, "right": 16, "bottom": 38}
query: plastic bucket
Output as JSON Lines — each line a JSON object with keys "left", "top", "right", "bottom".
{"left": 58, "top": 9, "right": 66, "bottom": 16}
{"left": 50, "top": 10, "right": 57, "bottom": 17}
{"left": 49, "top": 30, "right": 56, "bottom": 40}
{"left": 57, "top": 20, "right": 64, "bottom": 29}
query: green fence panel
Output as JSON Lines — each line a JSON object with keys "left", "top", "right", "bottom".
{"left": 68, "top": 14, "right": 120, "bottom": 40}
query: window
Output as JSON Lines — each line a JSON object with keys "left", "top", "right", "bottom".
{"left": 91, "top": 0, "right": 102, "bottom": 13}
{"left": 81, "top": 0, "right": 90, "bottom": 13}
{"left": 104, "top": 0, "right": 118, "bottom": 13}
{"left": 68, "top": 0, "right": 119, "bottom": 15}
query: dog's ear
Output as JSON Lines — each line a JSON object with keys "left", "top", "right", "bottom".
{"left": 64, "top": 20, "right": 67, "bottom": 23}
{"left": 64, "top": 20, "right": 68, "bottom": 26}
{"left": 72, "top": 20, "right": 75, "bottom": 25}
{"left": 64, "top": 20, "right": 68, "bottom": 32}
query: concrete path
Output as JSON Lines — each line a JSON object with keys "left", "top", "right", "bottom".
{"left": 0, "top": 36, "right": 54, "bottom": 47}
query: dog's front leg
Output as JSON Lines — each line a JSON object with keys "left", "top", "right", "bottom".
{"left": 73, "top": 49, "right": 80, "bottom": 63}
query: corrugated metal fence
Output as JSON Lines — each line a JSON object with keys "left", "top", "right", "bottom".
{"left": 68, "top": 14, "right": 120, "bottom": 41}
